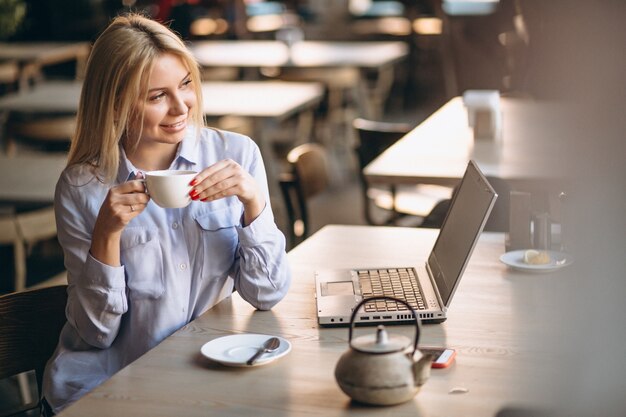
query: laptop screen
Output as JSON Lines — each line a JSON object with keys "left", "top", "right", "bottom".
{"left": 427, "top": 161, "right": 497, "bottom": 307}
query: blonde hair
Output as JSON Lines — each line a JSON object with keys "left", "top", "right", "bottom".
{"left": 68, "top": 13, "right": 205, "bottom": 183}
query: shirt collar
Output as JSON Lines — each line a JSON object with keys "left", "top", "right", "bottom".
{"left": 116, "top": 127, "right": 200, "bottom": 183}
{"left": 117, "top": 146, "right": 135, "bottom": 183}
{"left": 177, "top": 126, "right": 199, "bottom": 166}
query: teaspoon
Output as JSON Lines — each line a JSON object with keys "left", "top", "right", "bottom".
{"left": 246, "top": 337, "right": 281, "bottom": 366}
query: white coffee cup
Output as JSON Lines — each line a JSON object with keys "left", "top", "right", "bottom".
{"left": 144, "top": 170, "right": 197, "bottom": 208}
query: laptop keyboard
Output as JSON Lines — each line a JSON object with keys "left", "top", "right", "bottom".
{"left": 357, "top": 268, "right": 427, "bottom": 312}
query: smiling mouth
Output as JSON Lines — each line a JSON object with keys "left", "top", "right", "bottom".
{"left": 162, "top": 119, "right": 186, "bottom": 129}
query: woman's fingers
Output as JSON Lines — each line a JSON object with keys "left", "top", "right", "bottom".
{"left": 118, "top": 178, "right": 147, "bottom": 194}
{"left": 190, "top": 159, "right": 235, "bottom": 191}
{"left": 97, "top": 179, "right": 150, "bottom": 230}
{"left": 190, "top": 159, "right": 258, "bottom": 203}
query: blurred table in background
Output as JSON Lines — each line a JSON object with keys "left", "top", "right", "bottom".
{"left": 0, "top": 154, "right": 66, "bottom": 207}
{"left": 364, "top": 96, "right": 563, "bottom": 188}
{"left": 0, "top": 80, "right": 80, "bottom": 155}
{"left": 189, "top": 40, "right": 408, "bottom": 119}
{"left": 364, "top": 95, "right": 569, "bottom": 225}
{"left": 0, "top": 42, "right": 90, "bottom": 88}
{"left": 0, "top": 81, "right": 81, "bottom": 114}
{"left": 0, "top": 80, "right": 323, "bottom": 155}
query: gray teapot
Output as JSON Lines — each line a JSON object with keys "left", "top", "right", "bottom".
{"left": 334, "top": 296, "right": 433, "bottom": 406}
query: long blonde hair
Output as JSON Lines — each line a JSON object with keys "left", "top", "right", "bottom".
{"left": 68, "top": 13, "right": 204, "bottom": 183}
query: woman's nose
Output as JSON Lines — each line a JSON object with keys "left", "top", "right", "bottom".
{"left": 170, "top": 93, "right": 188, "bottom": 115}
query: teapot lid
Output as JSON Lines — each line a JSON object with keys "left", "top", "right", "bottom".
{"left": 351, "top": 325, "right": 411, "bottom": 354}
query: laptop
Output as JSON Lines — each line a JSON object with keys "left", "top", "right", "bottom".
{"left": 315, "top": 160, "right": 497, "bottom": 326}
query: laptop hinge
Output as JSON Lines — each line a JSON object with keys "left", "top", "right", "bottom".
{"left": 425, "top": 261, "right": 446, "bottom": 311}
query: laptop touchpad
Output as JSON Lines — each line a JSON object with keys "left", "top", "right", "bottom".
{"left": 321, "top": 281, "right": 355, "bottom": 296}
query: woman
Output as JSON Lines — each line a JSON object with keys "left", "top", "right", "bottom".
{"left": 42, "top": 14, "right": 290, "bottom": 414}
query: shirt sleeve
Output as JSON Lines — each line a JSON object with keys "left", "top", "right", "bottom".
{"left": 54, "top": 172, "right": 128, "bottom": 349}
{"left": 230, "top": 141, "right": 291, "bottom": 310}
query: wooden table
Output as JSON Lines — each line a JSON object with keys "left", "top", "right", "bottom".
{"left": 0, "top": 80, "right": 322, "bottom": 120}
{"left": 0, "top": 81, "right": 81, "bottom": 114}
{"left": 0, "top": 78, "right": 323, "bottom": 157}
{"left": 200, "top": 80, "right": 322, "bottom": 120}
{"left": 0, "top": 80, "right": 323, "bottom": 160}
{"left": 189, "top": 40, "right": 408, "bottom": 69}
{"left": 188, "top": 40, "right": 408, "bottom": 119}
{"left": 58, "top": 224, "right": 564, "bottom": 416}
{"left": 364, "top": 96, "right": 565, "bottom": 189}
{"left": 0, "top": 155, "right": 66, "bottom": 205}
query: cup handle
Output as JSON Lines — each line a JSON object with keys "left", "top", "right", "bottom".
{"left": 136, "top": 178, "right": 149, "bottom": 194}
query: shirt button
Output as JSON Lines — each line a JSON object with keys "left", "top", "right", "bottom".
{"left": 180, "top": 263, "right": 187, "bottom": 270}
{"left": 172, "top": 222, "right": 179, "bottom": 229}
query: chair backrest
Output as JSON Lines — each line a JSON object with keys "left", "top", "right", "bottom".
{"left": 352, "top": 118, "right": 412, "bottom": 225}
{"left": 280, "top": 143, "right": 330, "bottom": 247}
{"left": 0, "top": 285, "right": 68, "bottom": 415}
{"left": 0, "top": 207, "right": 58, "bottom": 292}
{"left": 0, "top": 214, "right": 20, "bottom": 246}
{"left": 352, "top": 117, "right": 412, "bottom": 168}
{"left": 287, "top": 143, "right": 330, "bottom": 199}
{"left": 16, "top": 206, "right": 57, "bottom": 246}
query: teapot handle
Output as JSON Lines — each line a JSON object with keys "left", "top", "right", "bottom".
{"left": 348, "top": 296, "right": 421, "bottom": 356}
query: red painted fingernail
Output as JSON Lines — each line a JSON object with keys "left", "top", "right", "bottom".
{"left": 189, "top": 189, "right": 199, "bottom": 198}
{"left": 189, "top": 178, "right": 198, "bottom": 186}
{"left": 191, "top": 195, "right": 200, "bottom": 201}
{"left": 201, "top": 197, "right": 208, "bottom": 202}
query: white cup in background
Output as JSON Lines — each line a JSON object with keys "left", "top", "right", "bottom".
{"left": 144, "top": 170, "right": 197, "bottom": 208}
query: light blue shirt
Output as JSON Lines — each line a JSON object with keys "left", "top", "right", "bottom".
{"left": 43, "top": 127, "right": 291, "bottom": 412}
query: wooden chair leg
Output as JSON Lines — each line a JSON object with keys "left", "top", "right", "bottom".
{"left": 14, "top": 234, "right": 26, "bottom": 292}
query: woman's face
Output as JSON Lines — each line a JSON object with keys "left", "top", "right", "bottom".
{"left": 130, "top": 53, "right": 197, "bottom": 147}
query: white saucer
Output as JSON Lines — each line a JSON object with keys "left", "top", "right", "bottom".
{"left": 200, "top": 334, "right": 291, "bottom": 367}
{"left": 500, "top": 250, "right": 574, "bottom": 273}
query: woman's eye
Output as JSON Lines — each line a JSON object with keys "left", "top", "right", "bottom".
{"left": 149, "top": 92, "right": 165, "bottom": 101}
{"left": 181, "top": 78, "right": 192, "bottom": 88}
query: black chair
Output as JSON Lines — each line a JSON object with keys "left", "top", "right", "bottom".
{"left": 352, "top": 117, "right": 454, "bottom": 226}
{"left": 0, "top": 285, "right": 68, "bottom": 417}
{"left": 420, "top": 175, "right": 511, "bottom": 231}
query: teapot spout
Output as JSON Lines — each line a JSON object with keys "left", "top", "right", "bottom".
{"left": 413, "top": 353, "right": 434, "bottom": 387}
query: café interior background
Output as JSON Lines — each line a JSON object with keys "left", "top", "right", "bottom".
{"left": 1, "top": 1, "right": 625, "bottom": 415}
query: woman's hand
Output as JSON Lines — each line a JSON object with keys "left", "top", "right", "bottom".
{"left": 90, "top": 173, "right": 150, "bottom": 266}
{"left": 189, "top": 159, "right": 265, "bottom": 225}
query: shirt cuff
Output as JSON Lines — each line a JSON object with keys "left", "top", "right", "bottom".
{"left": 82, "top": 252, "right": 127, "bottom": 289}
{"left": 237, "top": 203, "right": 276, "bottom": 246}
